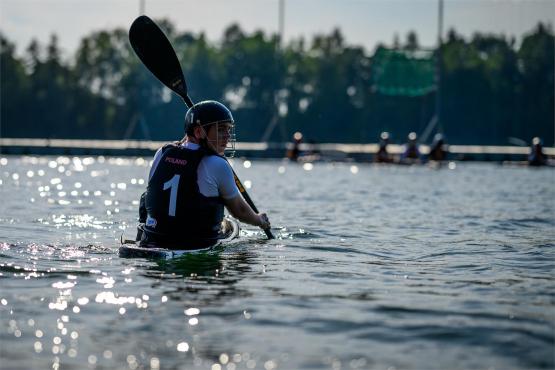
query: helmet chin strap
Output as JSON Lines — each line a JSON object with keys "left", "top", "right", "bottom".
{"left": 197, "top": 124, "right": 220, "bottom": 155}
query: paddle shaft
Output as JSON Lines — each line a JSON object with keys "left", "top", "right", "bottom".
{"left": 230, "top": 167, "right": 273, "bottom": 239}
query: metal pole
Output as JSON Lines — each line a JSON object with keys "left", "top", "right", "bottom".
{"left": 139, "top": 0, "right": 145, "bottom": 15}
{"left": 278, "top": 0, "right": 285, "bottom": 47}
{"left": 261, "top": 0, "right": 286, "bottom": 142}
{"left": 435, "top": 0, "right": 443, "bottom": 134}
{"left": 278, "top": 0, "right": 287, "bottom": 141}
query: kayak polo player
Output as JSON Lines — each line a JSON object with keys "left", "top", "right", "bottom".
{"left": 136, "top": 100, "right": 270, "bottom": 249}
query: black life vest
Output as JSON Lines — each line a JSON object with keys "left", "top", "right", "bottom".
{"left": 142, "top": 143, "right": 225, "bottom": 248}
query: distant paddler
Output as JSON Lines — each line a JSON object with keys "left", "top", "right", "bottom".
{"left": 400, "top": 132, "right": 422, "bottom": 164}
{"left": 428, "top": 133, "right": 448, "bottom": 161}
{"left": 136, "top": 100, "right": 270, "bottom": 249}
{"left": 528, "top": 137, "right": 547, "bottom": 167}
{"left": 375, "top": 131, "right": 393, "bottom": 163}
{"left": 287, "top": 131, "right": 304, "bottom": 161}
{"left": 286, "top": 131, "right": 321, "bottom": 163}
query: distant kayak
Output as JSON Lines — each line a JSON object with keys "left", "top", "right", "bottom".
{"left": 119, "top": 217, "right": 240, "bottom": 259}
{"left": 501, "top": 160, "right": 555, "bottom": 168}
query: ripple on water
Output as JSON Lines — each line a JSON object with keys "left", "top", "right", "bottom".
{"left": 0, "top": 159, "right": 554, "bottom": 370}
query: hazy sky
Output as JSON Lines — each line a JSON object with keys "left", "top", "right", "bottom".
{"left": 1, "top": 0, "right": 553, "bottom": 58}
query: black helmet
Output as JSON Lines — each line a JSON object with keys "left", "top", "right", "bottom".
{"left": 184, "top": 100, "right": 234, "bottom": 136}
{"left": 433, "top": 133, "right": 444, "bottom": 144}
{"left": 532, "top": 137, "right": 543, "bottom": 147}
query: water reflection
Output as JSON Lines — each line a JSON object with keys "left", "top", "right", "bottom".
{"left": 139, "top": 248, "right": 257, "bottom": 304}
{"left": 147, "top": 252, "right": 226, "bottom": 278}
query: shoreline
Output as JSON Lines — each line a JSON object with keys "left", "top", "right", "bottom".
{"left": 1, "top": 137, "right": 553, "bottom": 162}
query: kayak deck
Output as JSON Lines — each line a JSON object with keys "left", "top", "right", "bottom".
{"left": 118, "top": 217, "right": 240, "bottom": 259}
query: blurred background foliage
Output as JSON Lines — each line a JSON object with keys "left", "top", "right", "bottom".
{"left": 1, "top": 20, "right": 553, "bottom": 145}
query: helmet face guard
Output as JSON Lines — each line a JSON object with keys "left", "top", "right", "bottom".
{"left": 185, "top": 100, "right": 236, "bottom": 157}
{"left": 197, "top": 120, "right": 236, "bottom": 158}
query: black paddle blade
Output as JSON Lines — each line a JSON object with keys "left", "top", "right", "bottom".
{"left": 129, "top": 15, "right": 194, "bottom": 107}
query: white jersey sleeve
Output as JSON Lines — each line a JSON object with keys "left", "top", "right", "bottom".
{"left": 197, "top": 156, "right": 240, "bottom": 200}
{"left": 148, "top": 147, "right": 164, "bottom": 181}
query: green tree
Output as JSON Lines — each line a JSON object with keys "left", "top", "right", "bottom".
{"left": 517, "top": 23, "right": 554, "bottom": 144}
{"left": 1, "top": 20, "right": 553, "bottom": 146}
{"left": 0, "top": 34, "right": 30, "bottom": 138}
{"left": 220, "top": 24, "right": 284, "bottom": 141}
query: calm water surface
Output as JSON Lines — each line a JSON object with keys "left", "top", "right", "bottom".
{"left": 0, "top": 155, "right": 554, "bottom": 370}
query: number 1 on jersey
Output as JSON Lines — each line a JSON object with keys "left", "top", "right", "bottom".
{"left": 163, "top": 174, "right": 180, "bottom": 216}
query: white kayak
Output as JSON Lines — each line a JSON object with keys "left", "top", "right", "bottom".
{"left": 118, "top": 217, "right": 240, "bottom": 259}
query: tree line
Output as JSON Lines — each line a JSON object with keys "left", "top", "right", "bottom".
{"left": 1, "top": 21, "right": 553, "bottom": 145}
